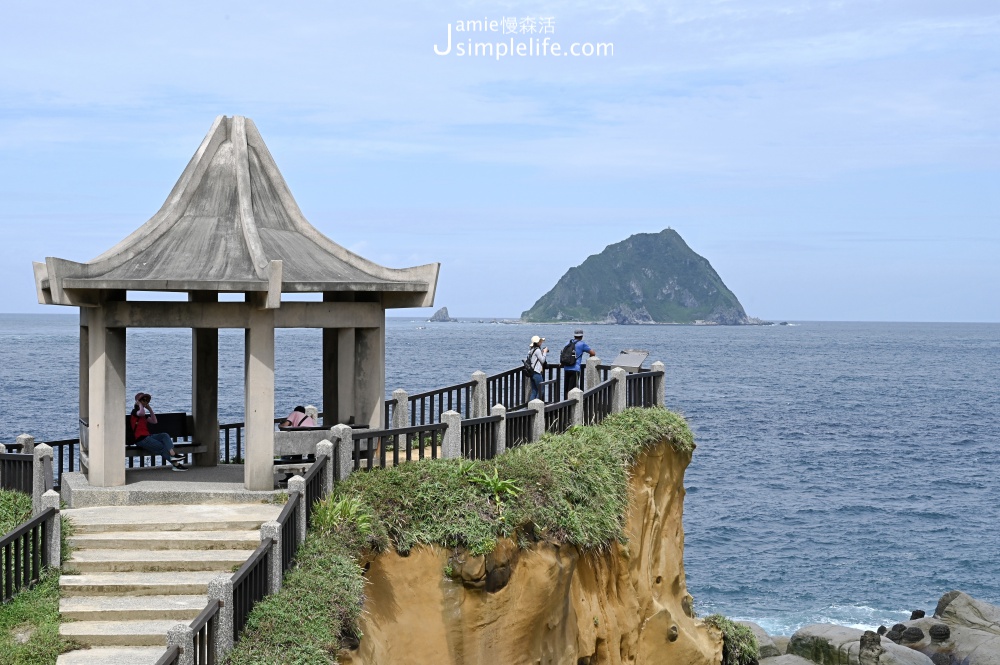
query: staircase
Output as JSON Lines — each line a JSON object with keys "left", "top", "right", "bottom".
{"left": 57, "top": 503, "right": 282, "bottom": 665}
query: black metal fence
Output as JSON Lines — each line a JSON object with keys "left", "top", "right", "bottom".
{"left": 190, "top": 599, "right": 221, "bottom": 665}
{"left": 544, "top": 399, "right": 577, "bottom": 435}
{"left": 277, "top": 493, "right": 299, "bottom": 573}
{"left": 303, "top": 455, "right": 327, "bottom": 526}
{"left": 351, "top": 423, "right": 447, "bottom": 471}
{"left": 582, "top": 378, "right": 616, "bottom": 426}
{"left": 460, "top": 415, "right": 502, "bottom": 461}
{"left": 0, "top": 452, "right": 32, "bottom": 493}
{"left": 486, "top": 367, "right": 528, "bottom": 412}
{"left": 626, "top": 370, "right": 663, "bottom": 408}
{"left": 409, "top": 381, "right": 474, "bottom": 425}
{"left": 154, "top": 645, "right": 181, "bottom": 665}
{"left": 1, "top": 507, "right": 55, "bottom": 603}
{"left": 232, "top": 540, "right": 272, "bottom": 640}
{"left": 505, "top": 409, "right": 535, "bottom": 449}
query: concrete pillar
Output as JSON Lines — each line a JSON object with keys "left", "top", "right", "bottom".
{"left": 208, "top": 575, "right": 234, "bottom": 659}
{"left": 32, "top": 444, "right": 52, "bottom": 513}
{"left": 323, "top": 326, "right": 357, "bottom": 427}
{"left": 391, "top": 389, "right": 409, "bottom": 429}
{"left": 79, "top": 310, "right": 89, "bottom": 450}
{"left": 440, "top": 410, "right": 461, "bottom": 459}
{"left": 41, "top": 490, "right": 60, "bottom": 567}
{"left": 244, "top": 302, "right": 276, "bottom": 491}
{"left": 568, "top": 388, "right": 584, "bottom": 426}
{"left": 331, "top": 424, "right": 354, "bottom": 481}
{"left": 87, "top": 303, "right": 127, "bottom": 487}
{"left": 491, "top": 404, "right": 507, "bottom": 457}
{"left": 260, "top": 520, "right": 282, "bottom": 595}
{"left": 167, "top": 622, "right": 194, "bottom": 665}
{"left": 316, "top": 441, "right": 335, "bottom": 497}
{"left": 584, "top": 356, "right": 601, "bottom": 391}
{"left": 191, "top": 292, "right": 219, "bottom": 467}
{"left": 610, "top": 367, "right": 628, "bottom": 414}
{"left": 471, "top": 371, "right": 487, "bottom": 418}
{"left": 529, "top": 399, "right": 545, "bottom": 441}
{"left": 355, "top": 322, "right": 385, "bottom": 430}
{"left": 288, "top": 476, "right": 307, "bottom": 544}
{"left": 651, "top": 361, "right": 666, "bottom": 407}
{"left": 17, "top": 434, "right": 35, "bottom": 455}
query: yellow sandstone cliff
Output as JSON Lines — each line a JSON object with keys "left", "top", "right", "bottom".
{"left": 338, "top": 438, "right": 722, "bottom": 665}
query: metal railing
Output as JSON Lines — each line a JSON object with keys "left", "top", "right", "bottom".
{"left": 505, "top": 409, "right": 535, "bottom": 449}
{"left": 582, "top": 377, "right": 617, "bottom": 426}
{"left": 1, "top": 507, "right": 56, "bottom": 603}
{"left": 384, "top": 398, "right": 397, "bottom": 429}
{"left": 190, "top": 599, "right": 221, "bottom": 665}
{"left": 303, "top": 455, "right": 327, "bottom": 526}
{"left": 0, "top": 452, "right": 33, "bottom": 493}
{"left": 277, "top": 492, "right": 299, "bottom": 573}
{"left": 544, "top": 399, "right": 577, "bottom": 435}
{"left": 409, "top": 381, "right": 475, "bottom": 425}
{"left": 486, "top": 366, "right": 528, "bottom": 412}
{"left": 460, "top": 415, "right": 503, "bottom": 461}
{"left": 626, "top": 370, "right": 663, "bottom": 408}
{"left": 232, "top": 540, "right": 272, "bottom": 640}
{"left": 351, "top": 423, "right": 447, "bottom": 471}
{"left": 154, "top": 645, "right": 181, "bottom": 665}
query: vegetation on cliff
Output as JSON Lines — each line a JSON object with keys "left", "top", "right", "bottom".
{"left": 704, "top": 614, "right": 759, "bottom": 665}
{"left": 227, "top": 407, "right": 694, "bottom": 664}
{"left": 522, "top": 228, "right": 751, "bottom": 324}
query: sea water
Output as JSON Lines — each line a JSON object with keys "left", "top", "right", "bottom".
{"left": 1, "top": 314, "right": 998, "bottom": 636}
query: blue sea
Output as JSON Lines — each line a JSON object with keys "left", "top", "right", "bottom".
{"left": 1, "top": 315, "right": 998, "bottom": 636}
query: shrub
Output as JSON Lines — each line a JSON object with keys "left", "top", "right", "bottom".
{"left": 704, "top": 614, "right": 759, "bottom": 665}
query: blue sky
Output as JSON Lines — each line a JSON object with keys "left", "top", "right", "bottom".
{"left": 1, "top": 1, "right": 997, "bottom": 321}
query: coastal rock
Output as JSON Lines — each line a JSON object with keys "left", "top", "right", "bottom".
{"left": 788, "top": 624, "right": 933, "bottom": 664}
{"left": 935, "top": 591, "right": 1000, "bottom": 635}
{"left": 737, "top": 621, "right": 781, "bottom": 659}
{"left": 429, "top": 307, "right": 457, "bottom": 322}
{"left": 896, "top": 615, "right": 1000, "bottom": 665}
{"left": 773, "top": 635, "right": 791, "bottom": 654}
{"left": 761, "top": 656, "right": 815, "bottom": 665}
{"left": 604, "top": 304, "right": 655, "bottom": 325}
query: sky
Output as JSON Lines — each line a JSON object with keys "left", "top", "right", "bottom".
{"left": 0, "top": 1, "right": 997, "bottom": 321}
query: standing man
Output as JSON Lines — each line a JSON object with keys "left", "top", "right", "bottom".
{"left": 561, "top": 329, "right": 596, "bottom": 399}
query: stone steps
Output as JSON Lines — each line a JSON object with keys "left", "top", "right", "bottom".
{"left": 60, "top": 594, "right": 207, "bottom": 621}
{"left": 69, "top": 529, "right": 260, "bottom": 551}
{"left": 63, "top": 503, "right": 281, "bottom": 534}
{"left": 56, "top": 646, "right": 168, "bottom": 665}
{"left": 67, "top": 548, "right": 248, "bottom": 573}
{"left": 60, "top": 619, "right": 184, "bottom": 647}
{"left": 60, "top": 571, "right": 219, "bottom": 596}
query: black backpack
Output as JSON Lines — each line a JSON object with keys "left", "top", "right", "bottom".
{"left": 522, "top": 350, "right": 535, "bottom": 377}
{"left": 559, "top": 339, "right": 578, "bottom": 367}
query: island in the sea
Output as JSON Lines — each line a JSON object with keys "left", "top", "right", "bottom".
{"left": 522, "top": 227, "right": 759, "bottom": 325}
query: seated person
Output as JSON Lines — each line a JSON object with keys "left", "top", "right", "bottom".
{"left": 279, "top": 405, "right": 316, "bottom": 429}
{"left": 130, "top": 392, "right": 187, "bottom": 471}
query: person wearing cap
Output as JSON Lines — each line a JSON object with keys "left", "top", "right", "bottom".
{"left": 563, "top": 329, "right": 595, "bottom": 399}
{"left": 130, "top": 392, "right": 187, "bottom": 471}
{"left": 528, "top": 336, "right": 548, "bottom": 401}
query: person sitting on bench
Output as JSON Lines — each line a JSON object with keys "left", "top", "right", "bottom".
{"left": 279, "top": 405, "right": 316, "bottom": 429}
{"left": 131, "top": 392, "right": 187, "bottom": 471}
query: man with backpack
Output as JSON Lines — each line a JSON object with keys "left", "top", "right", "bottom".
{"left": 561, "top": 329, "right": 596, "bottom": 399}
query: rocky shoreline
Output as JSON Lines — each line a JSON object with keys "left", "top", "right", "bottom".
{"left": 739, "top": 591, "right": 1000, "bottom": 665}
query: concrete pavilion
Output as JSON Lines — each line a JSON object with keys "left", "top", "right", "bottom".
{"left": 33, "top": 115, "right": 439, "bottom": 490}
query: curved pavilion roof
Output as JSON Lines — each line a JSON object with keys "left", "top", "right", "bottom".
{"left": 35, "top": 115, "right": 438, "bottom": 308}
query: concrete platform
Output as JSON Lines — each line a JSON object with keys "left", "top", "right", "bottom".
{"left": 61, "top": 464, "right": 284, "bottom": 508}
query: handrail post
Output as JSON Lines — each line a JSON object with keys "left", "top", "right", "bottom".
{"left": 260, "top": 520, "right": 282, "bottom": 595}
{"left": 167, "top": 622, "right": 194, "bottom": 665}
{"left": 440, "top": 411, "right": 461, "bottom": 459}
{"left": 610, "top": 368, "right": 628, "bottom": 414}
{"left": 208, "top": 574, "right": 234, "bottom": 658}
{"left": 41, "top": 490, "right": 61, "bottom": 567}
{"left": 584, "top": 357, "right": 601, "bottom": 392}
{"left": 391, "top": 389, "right": 410, "bottom": 429}
{"left": 16, "top": 434, "right": 35, "bottom": 455}
{"left": 316, "top": 441, "right": 335, "bottom": 497}
{"left": 331, "top": 424, "right": 354, "bottom": 481}
{"left": 568, "top": 388, "right": 584, "bottom": 426}
{"left": 491, "top": 404, "right": 507, "bottom": 457}
{"left": 32, "top": 443, "right": 53, "bottom": 515}
{"left": 470, "top": 371, "right": 487, "bottom": 418}
{"left": 651, "top": 361, "right": 666, "bottom": 407}
{"left": 529, "top": 399, "right": 545, "bottom": 441}
{"left": 287, "top": 476, "right": 307, "bottom": 545}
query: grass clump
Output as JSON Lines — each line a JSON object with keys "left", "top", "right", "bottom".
{"left": 704, "top": 614, "right": 759, "bottom": 665}
{"left": 0, "top": 490, "right": 32, "bottom": 533}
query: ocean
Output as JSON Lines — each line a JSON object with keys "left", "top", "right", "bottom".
{"left": 1, "top": 314, "right": 998, "bottom": 636}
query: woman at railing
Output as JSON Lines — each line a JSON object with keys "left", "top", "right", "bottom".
{"left": 527, "top": 336, "right": 548, "bottom": 401}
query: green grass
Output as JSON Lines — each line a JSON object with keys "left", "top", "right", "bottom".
{"left": 704, "top": 614, "right": 759, "bottom": 665}
{"left": 226, "top": 408, "right": 692, "bottom": 664}
{"left": 0, "top": 490, "right": 73, "bottom": 665}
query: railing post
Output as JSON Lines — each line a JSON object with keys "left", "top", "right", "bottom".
{"left": 287, "top": 476, "right": 307, "bottom": 545}
{"left": 208, "top": 574, "right": 234, "bottom": 659}
{"left": 440, "top": 411, "right": 461, "bottom": 459}
{"left": 529, "top": 399, "right": 545, "bottom": 441}
{"left": 471, "top": 371, "right": 487, "bottom": 418}
{"left": 41, "top": 490, "right": 61, "bottom": 567}
{"left": 32, "top": 443, "right": 53, "bottom": 515}
{"left": 651, "top": 361, "right": 666, "bottom": 407}
{"left": 331, "top": 424, "right": 354, "bottom": 481}
{"left": 584, "top": 357, "right": 601, "bottom": 391}
{"left": 16, "top": 434, "right": 35, "bottom": 455}
{"left": 316, "top": 441, "right": 335, "bottom": 498}
{"left": 391, "top": 389, "right": 409, "bottom": 429}
{"left": 610, "top": 368, "right": 628, "bottom": 414}
{"left": 568, "top": 388, "right": 584, "bottom": 426}
{"left": 491, "top": 404, "right": 507, "bottom": 457}
{"left": 260, "top": 520, "right": 282, "bottom": 595}
{"left": 167, "top": 622, "right": 195, "bottom": 665}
